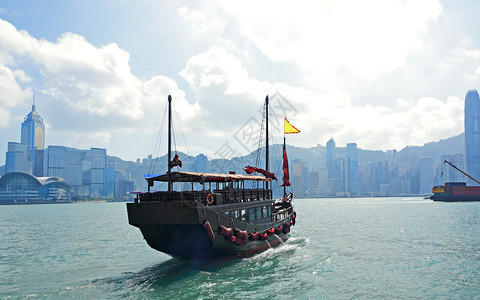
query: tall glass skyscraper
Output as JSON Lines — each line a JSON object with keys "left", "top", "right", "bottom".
{"left": 6, "top": 101, "right": 45, "bottom": 176}
{"left": 21, "top": 102, "right": 45, "bottom": 175}
{"left": 326, "top": 138, "right": 336, "bottom": 180}
{"left": 464, "top": 89, "right": 480, "bottom": 185}
{"left": 346, "top": 143, "right": 359, "bottom": 195}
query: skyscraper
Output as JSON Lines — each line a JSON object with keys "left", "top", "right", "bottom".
{"left": 326, "top": 138, "right": 336, "bottom": 181}
{"left": 21, "top": 101, "right": 45, "bottom": 176}
{"left": 419, "top": 157, "right": 433, "bottom": 194}
{"left": 5, "top": 100, "right": 45, "bottom": 176}
{"left": 346, "top": 143, "right": 359, "bottom": 195}
{"left": 464, "top": 89, "right": 480, "bottom": 185}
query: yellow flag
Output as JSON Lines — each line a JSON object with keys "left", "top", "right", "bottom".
{"left": 284, "top": 118, "right": 300, "bottom": 134}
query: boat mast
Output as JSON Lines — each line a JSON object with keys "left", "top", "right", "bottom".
{"left": 444, "top": 160, "right": 480, "bottom": 185}
{"left": 168, "top": 95, "right": 172, "bottom": 192}
{"left": 265, "top": 95, "right": 269, "bottom": 190}
{"left": 283, "top": 136, "right": 286, "bottom": 197}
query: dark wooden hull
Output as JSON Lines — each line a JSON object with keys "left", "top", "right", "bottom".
{"left": 126, "top": 201, "right": 292, "bottom": 259}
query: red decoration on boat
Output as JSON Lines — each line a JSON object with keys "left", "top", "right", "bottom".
{"left": 267, "top": 228, "right": 275, "bottom": 236}
{"left": 243, "top": 166, "right": 277, "bottom": 181}
{"left": 235, "top": 230, "right": 248, "bottom": 240}
{"left": 259, "top": 232, "right": 268, "bottom": 241}
{"left": 291, "top": 212, "right": 296, "bottom": 226}
{"left": 203, "top": 221, "right": 215, "bottom": 242}
{"left": 169, "top": 154, "right": 182, "bottom": 168}
{"left": 249, "top": 232, "right": 259, "bottom": 241}
{"left": 218, "top": 226, "right": 233, "bottom": 238}
{"left": 234, "top": 230, "right": 247, "bottom": 245}
{"left": 274, "top": 226, "right": 282, "bottom": 234}
{"left": 225, "top": 235, "right": 237, "bottom": 242}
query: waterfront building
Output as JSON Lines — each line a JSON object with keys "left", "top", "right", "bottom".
{"left": 419, "top": 157, "right": 433, "bottom": 194}
{"left": 194, "top": 154, "right": 208, "bottom": 173}
{"left": 43, "top": 146, "right": 113, "bottom": 198}
{"left": 317, "top": 167, "right": 328, "bottom": 194}
{"left": 5, "top": 143, "right": 30, "bottom": 174}
{"left": 0, "top": 172, "right": 72, "bottom": 203}
{"left": 307, "top": 170, "right": 319, "bottom": 196}
{"left": 464, "top": 89, "right": 480, "bottom": 185}
{"left": 292, "top": 159, "right": 307, "bottom": 196}
{"left": 115, "top": 170, "right": 135, "bottom": 199}
{"left": 346, "top": 143, "right": 359, "bottom": 195}
{"left": 334, "top": 158, "right": 346, "bottom": 193}
{"left": 328, "top": 178, "right": 344, "bottom": 195}
{"left": 326, "top": 138, "right": 336, "bottom": 181}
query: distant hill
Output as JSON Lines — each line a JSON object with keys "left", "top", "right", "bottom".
{"left": 397, "top": 133, "right": 464, "bottom": 165}
{"left": 107, "top": 133, "right": 466, "bottom": 188}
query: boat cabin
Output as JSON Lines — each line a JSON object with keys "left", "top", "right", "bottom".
{"left": 136, "top": 171, "right": 272, "bottom": 205}
{"left": 134, "top": 171, "right": 293, "bottom": 225}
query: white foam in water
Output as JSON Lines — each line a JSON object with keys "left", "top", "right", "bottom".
{"left": 248, "top": 236, "right": 306, "bottom": 261}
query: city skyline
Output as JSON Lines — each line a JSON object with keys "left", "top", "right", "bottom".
{"left": 0, "top": 97, "right": 468, "bottom": 198}
{"left": 1, "top": 1, "right": 479, "bottom": 165}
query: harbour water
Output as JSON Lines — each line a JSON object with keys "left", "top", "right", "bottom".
{"left": 1, "top": 197, "right": 480, "bottom": 299}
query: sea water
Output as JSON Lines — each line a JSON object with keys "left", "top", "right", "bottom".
{"left": 1, "top": 198, "right": 480, "bottom": 299}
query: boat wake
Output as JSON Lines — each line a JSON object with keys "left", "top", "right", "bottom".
{"left": 29, "top": 235, "right": 310, "bottom": 299}
{"left": 246, "top": 236, "right": 309, "bottom": 261}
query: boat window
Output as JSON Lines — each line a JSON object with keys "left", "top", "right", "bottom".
{"left": 241, "top": 209, "right": 247, "bottom": 221}
{"left": 262, "top": 206, "right": 268, "bottom": 218}
{"left": 224, "top": 211, "right": 230, "bottom": 217}
{"left": 232, "top": 210, "right": 239, "bottom": 219}
{"left": 256, "top": 207, "right": 262, "bottom": 219}
{"left": 266, "top": 206, "right": 271, "bottom": 217}
{"left": 249, "top": 208, "right": 256, "bottom": 221}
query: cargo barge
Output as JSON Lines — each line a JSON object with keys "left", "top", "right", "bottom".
{"left": 431, "top": 160, "right": 480, "bottom": 202}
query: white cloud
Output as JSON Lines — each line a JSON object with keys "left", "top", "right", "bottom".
{"left": 180, "top": 44, "right": 464, "bottom": 153}
{"left": 0, "top": 65, "right": 31, "bottom": 127}
{"left": 0, "top": 0, "right": 476, "bottom": 164}
{"left": 177, "top": 6, "right": 223, "bottom": 36}
{"left": 218, "top": 0, "right": 442, "bottom": 85}
{"left": 32, "top": 33, "right": 145, "bottom": 119}
{"left": 71, "top": 131, "right": 111, "bottom": 148}
{"left": 0, "top": 18, "right": 202, "bottom": 157}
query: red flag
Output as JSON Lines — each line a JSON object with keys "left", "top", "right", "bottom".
{"left": 281, "top": 145, "right": 291, "bottom": 186}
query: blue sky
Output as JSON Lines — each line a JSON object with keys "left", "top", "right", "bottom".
{"left": 1, "top": 0, "right": 479, "bottom": 165}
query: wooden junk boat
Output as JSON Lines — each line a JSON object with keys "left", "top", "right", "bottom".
{"left": 127, "top": 95, "right": 298, "bottom": 259}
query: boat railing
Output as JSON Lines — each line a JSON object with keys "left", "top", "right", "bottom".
{"left": 137, "top": 188, "right": 272, "bottom": 204}
{"left": 272, "top": 204, "right": 293, "bottom": 222}
{"left": 212, "top": 188, "right": 272, "bottom": 205}
{"left": 138, "top": 190, "right": 208, "bottom": 203}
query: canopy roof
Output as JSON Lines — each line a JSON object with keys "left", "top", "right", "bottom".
{"left": 147, "top": 171, "right": 271, "bottom": 183}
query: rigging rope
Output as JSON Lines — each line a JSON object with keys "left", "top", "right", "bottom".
{"left": 172, "top": 101, "right": 197, "bottom": 172}
{"left": 146, "top": 101, "right": 168, "bottom": 191}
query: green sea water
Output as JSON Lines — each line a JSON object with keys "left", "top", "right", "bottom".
{"left": 1, "top": 198, "right": 480, "bottom": 299}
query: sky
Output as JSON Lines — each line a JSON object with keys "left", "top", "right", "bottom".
{"left": 0, "top": 0, "right": 479, "bottom": 165}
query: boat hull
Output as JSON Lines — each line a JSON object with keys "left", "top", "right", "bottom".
{"left": 431, "top": 182, "right": 480, "bottom": 202}
{"left": 127, "top": 201, "right": 291, "bottom": 259}
{"left": 431, "top": 195, "right": 480, "bottom": 202}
